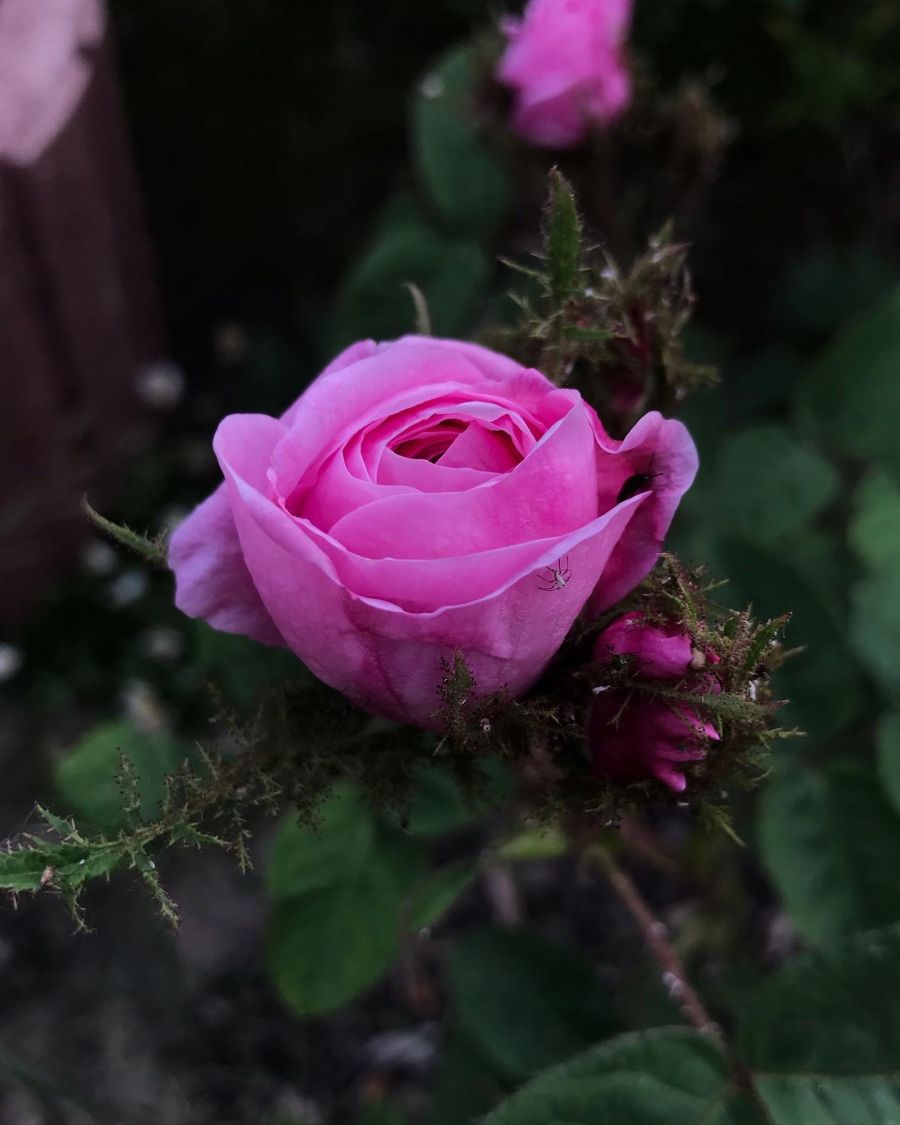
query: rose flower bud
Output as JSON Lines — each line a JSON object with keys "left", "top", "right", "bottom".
{"left": 497, "top": 0, "right": 633, "bottom": 149}
{"left": 588, "top": 689, "right": 719, "bottom": 792}
{"left": 169, "top": 336, "right": 696, "bottom": 729}
{"left": 596, "top": 610, "right": 695, "bottom": 680}
{"left": 589, "top": 612, "right": 719, "bottom": 790}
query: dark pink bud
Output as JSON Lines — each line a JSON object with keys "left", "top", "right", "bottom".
{"left": 595, "top": 610, "right": 694, "bottom": 680}
{"left": 589, "top": 689, "right": 719, "bottom": 792}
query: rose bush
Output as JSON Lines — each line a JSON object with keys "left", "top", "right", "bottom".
{"left": 169, "top": 336, "right": 696, "bottom": 727}
{"left": 497, "top": 0, "right": 632, "bottom": 149}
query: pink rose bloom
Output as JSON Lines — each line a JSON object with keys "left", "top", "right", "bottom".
{"left": 497, "top": 0, "right": 633, "bottom": 149}
{"left": 596, "top": 610, "right": 694, "bottom": 680}
{"left": 589, "top": 689, "right": 718, "bottom": 792}
{"left": 169, "top": 336, "right": 696, "bottom": 728}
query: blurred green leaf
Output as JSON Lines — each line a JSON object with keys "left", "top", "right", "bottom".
{"left": 412, "top": 44, "right": 511, "bottom": 237}
{"left": 708, "top": 425, "right": 839, "bottom": 544}
{"left": 774, "top": 244, "right": 899, "bottom": 342}
{"left": 484, "top": 1028, "right": 762, "bottom": 1125}
{"left": 266, "top": 785, "right": 374, "bottom": 901}
{"left": 877, "top": 712, "right": 900, "bottom": 817}
{"left": 193, "top": 622, "right": 302, "bottom": 712}
{"left": 495, "top": 824, "right": 568, "bottom": 862}
{"left": 54, "top": 721, "right": 184, "bottom": 830}
{"left": 403, "top": 764, "right": 478, "bottom": 837}
{"left": 738, "top": 924, "right": 900, "bottom": 1123}
{"left": 266, "top": 786, "right": 425, "bottom": 1016}
{"left": 424, "top": 1027, "right": 506, "bottom": 1125}
{"left": 449, "top": 928, "right": 616, "bottom": 1082}
{"left": 329, "top": 200, "right": 491, "bottom": 352}
{"left": 849, "top": 470, "right": 900, "bottom": 575}
{"left": 758, "top": 760, "right": 900, "bottom": 949}
{"left": 795, "top": 288, "right": 900, "bottom": 475}
{"left": 850, "top": 570, "right": 900, "bottom": 696}
{"left": 406, "top": 858, "right": 478, "bottom": 931}
{"left": 717, "top": 540, "right": 868, "bottom": 738}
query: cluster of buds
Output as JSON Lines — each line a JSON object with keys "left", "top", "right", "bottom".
{"left": 438, "top": 555, "right": 790, "bottom": 822}
{"left": 589, "top": 610, "right": 721, "bottom": 792}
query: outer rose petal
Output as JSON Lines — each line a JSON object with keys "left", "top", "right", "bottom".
{"left": 213, "top": 413, "right": 642, "bottom": 727}
{"left": 165, "top": 344, "right": 378, "bottom": 643}
{"left": 589, "top": 411, "right": 698, "bottom": 613}
{"left": 167, "top": 484, "right": 284, "bottom": 647}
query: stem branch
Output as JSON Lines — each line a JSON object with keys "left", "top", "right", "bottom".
{"left": 591, "top": 845, "right": 722, "bottom": 1041}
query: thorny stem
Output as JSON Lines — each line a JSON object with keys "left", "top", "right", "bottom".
{"left": 589, "top": 844, "right": 722, "bottom": 1041}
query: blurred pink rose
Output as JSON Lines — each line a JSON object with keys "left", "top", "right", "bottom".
{"left": 169, "top": 336, "right": 695, "bottom": 727}
{"left": 596, "top": 610, "right": 694, "bottom": 680}
{"left": 589, "top": 689, "right": 718, "bottom": 792}
{"left": 497, "top": 0, "right": 633, "bottom": 148}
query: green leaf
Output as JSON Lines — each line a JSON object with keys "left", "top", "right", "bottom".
{"left": 717, "top": 540, "right": 868, "bottom": 738}
{"left": 406, "top": 858, "right": 477, "bottom": 932}
{"left": 545, "top": 169, "right": 583, "bottom": 307}
{"left": 758, "top": 760, "right": 900, "bottom": 948}
{"left": 449, "top": 928, "right": 616, "bottom": 1082}
{"left": 495, "top": 824, "right": 568, "bottom": 862}
{"left": 708, "top": 425, "right": 839, "bottom": 544}
{"left": 403, "top": 764, "right": 478, "bottom": 837}
{"left": 851, "top": 571, "right": 900, "bottom": 696}
{"left": 54, "top": 721, "right": 184, "bottom": 830}
{"left": 266, "top": 785, "right": 374, "bottom": 901}
{"left": 795, "top": 288, "right": 900, "bottom": 474}
{"left": 849, "top": 469, "right": 900, "bottom": 575}
{"left": 424, "top": 1027, "right": 506, "bottom": 1125}
{"left": 738, "top": 924, "right": 900, "bottom": 1123}
{"left": 774, "top": 244, "right": 899, "bottom": 343}
{"left": 193, "top": 621, "right": 302, "bottom": 712}
{"left": 877, "top": 712, "right": 900, "bottom": 816}
{"left": 412, "top": 45, "right": 511, "bottom": 237}
{"left": 484, "top": 1028, "right": 762, "bottom": 1125}
{"left": 329, "top": 201, "right": 491, "bottom": 353}
{"left": 0, "top": 841, "right": 121, "bottom": 893}
{"left": 266, "top": 786, "right": 426, "bottom": 1016}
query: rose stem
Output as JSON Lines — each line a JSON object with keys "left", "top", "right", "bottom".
{"left": 590, "top": 844, "right": 722, "bottom": 1041}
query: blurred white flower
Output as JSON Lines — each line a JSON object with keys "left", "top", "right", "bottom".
{"left": 213, "top": 321, "right": 250, "bottom": 364}
{"left": 106, "top": 570, "right": 149, "bottom": 608}
{"left": 0, "top": 643, "right": 23, "bottom": 683}
{"left": 136, "top": 359, "right": 186, "bottom": 410}
{"left": 139, "top": 627, "right": 184, "bottom": 662}
{"left": 79, "top": 538, "right": 118, "bottom": 576}
{"left": 121, "top": 678, "right": 168, "bottom": 733}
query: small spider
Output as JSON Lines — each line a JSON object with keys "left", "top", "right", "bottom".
{"left": 536, "top": 557, "right": 572, "bottom": 591}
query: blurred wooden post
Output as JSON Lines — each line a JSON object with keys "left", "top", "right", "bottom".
{"left": 0, "top": 0, "right": 163, "bottom": 626}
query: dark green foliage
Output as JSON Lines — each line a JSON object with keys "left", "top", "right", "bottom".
{"left": 54, "top": 721, "right": 186, "bottom": 830}
{"left": 758, "top": 760, "right": 900, "bottom": 948}
{"left": 450, "top": 928, "right": 618, "bottom": 1082}
{"left": 412, "top": 42, "right": 512, "bottom": 237}
{"left": 484, "top": 1029, "right": 761, "bottom": 1125}
{"left": 267, "top": 786, "right": 426, "bottom": 1016}
{"left": 329, "top": 196, "right": 491, "bottom": 352}
{"left": 737, "top": 925, "right": 900, "bottom": 1122}
{"left": 795, "top": 289, "right": 900, "bottom": 476}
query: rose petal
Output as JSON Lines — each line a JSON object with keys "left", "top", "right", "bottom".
{"left": 167, "top": 483, "right": 284, "bottom": 647}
